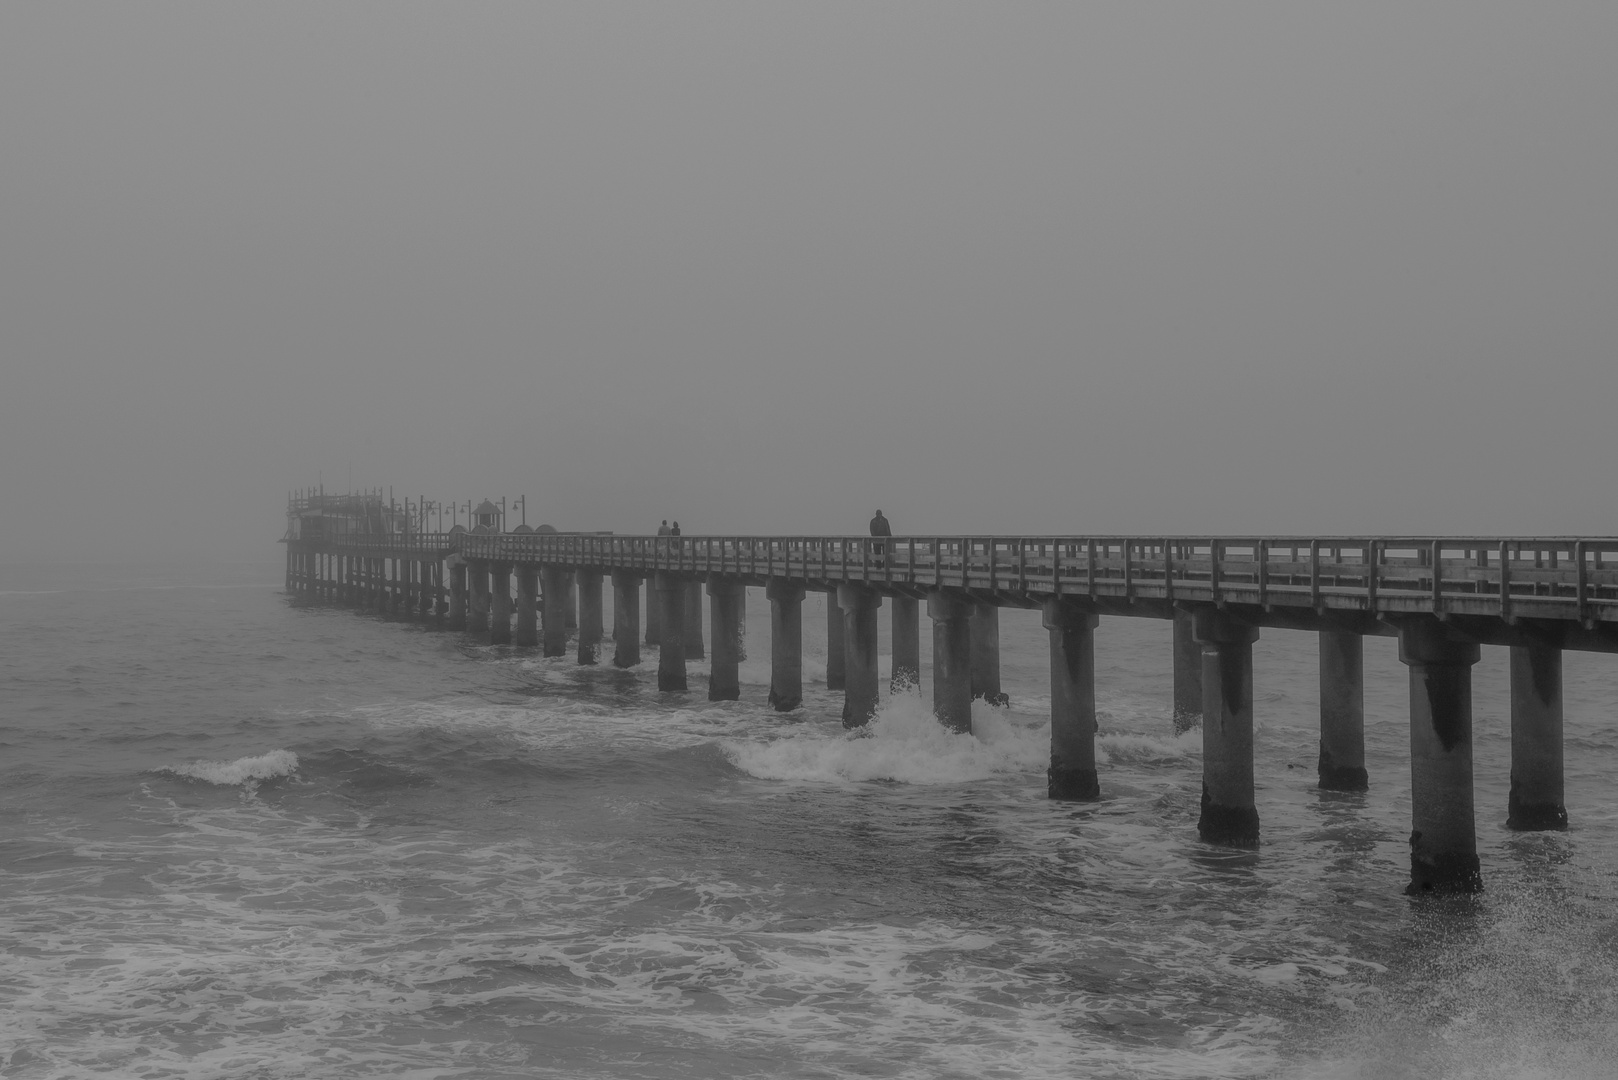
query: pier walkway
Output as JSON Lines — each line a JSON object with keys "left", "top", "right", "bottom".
{"left": 284, "top": 505, "right": 1618, "bottom": 895}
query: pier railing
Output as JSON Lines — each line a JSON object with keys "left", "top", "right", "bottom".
{"left": 419, "top": 534, "right": 1618, "bottom": 627}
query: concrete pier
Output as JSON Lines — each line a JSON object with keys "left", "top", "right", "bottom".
{"left": 467, "top": 562, "right": 490, "bottom": 634}
{"left": 825, "top": 592, "right": 845, "bottom": 691}
{"left": 890, "top": 596, "right": 920, "bottom": 693}
{"left": 577, "top": 570, "right": 603, "bottom": 665}
{"left": 1509, "top": 640, "right": 1567, "bottom": 831}
{"left": 707, "top": 579, "right": 745, "bottom": 701}
{"left": 287, "top": 509, "right": 1618, "bottom": 897}
{"left": 488, "top": 562, "right": 512, "bottom": 645}
{"left": 683, "top": 580, "right": 705, "bottom": 660}
{"left": 1193, "top": 608, "right": 1260, "bottom": 847}
{"left": 612, "top": 572, "right": 641, "bottom": 667}
{"left": 766, "top": 579, "right": 805, "bottom": 712}
{"left": 1044, "top": 599, "right": 1101, "bottom": 800}
{"left": 515, "top": 567, "right": 538, "bottom": 647}
{"left": 1398, "top": 619, "right": 1482, "bottom": 894}
{"left": 928, "top": 591, "right": 973, "bottom": 734}
{"left": 1318, "top": 630, "right": 1368, "bottom": 790}
{"left": 837, "top": 585, "right": 882, "bottom": 728}
{"left": 970, "top": 604, "right": 1009, "bottom": 705}
{"left": 540, "top": 566, "right": 569, "bottom": 657}
{"left": 1173, "top": 608, "right": 1202, "bottom": 730}
{"left": 655, "top": 572, "right": 687, "bottom": 691}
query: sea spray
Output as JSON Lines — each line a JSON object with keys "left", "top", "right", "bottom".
{"left": 723, "top": 692, "right": 1047, "bottom": 784}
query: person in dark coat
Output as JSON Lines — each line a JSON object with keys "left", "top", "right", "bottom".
{"left": 670, "top": 522, "right": 682, "bottom": 536}
{"left": 869, "top": 510, "right": 891, "bottom": 560}
{"left": 657, "top": 520, "right": 671, "bottom": 536}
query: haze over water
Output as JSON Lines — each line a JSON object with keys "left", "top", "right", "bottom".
{"left": 2, "top": 562, "right": 1615, "bottom": 1078}
{"left": 5, "top": 3, "right": 1618, "bottom": 1075}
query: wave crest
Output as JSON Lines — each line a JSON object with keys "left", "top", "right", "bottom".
{"left": 722, "top": 694, "right": 1045, "bottom": 785}
{"left": 159, "top": 749, "right": 299, "bottom": 786}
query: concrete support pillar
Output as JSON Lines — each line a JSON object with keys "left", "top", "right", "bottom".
{"left": 488, "top": 563, "right": 513, "bottom": 644}
{"left": 890, "top": 596, "right": 920, "bottom": 693}
{"left": 419, "top": 561, "right": 433, "bottom": 616}
{"left": 655, "top": 572, "right": 687, "bottom": 691}
{"left": 645, "top": 581, "right": 662, "bottom": 646}
{"left": 825, "top": 593, "right": 846, "bottom": 690}
{"left": 285, "top": 547, "right": 294, "bottom": 593}
{"left": 1398, "top": 619, "right": 1483, "bottom": 894}
{"left": 564, "top": 572, "right": 578, "bottom": 631}
{"left": 433, "top": 561, "right": 448, "bottom": 616}
{"left": 374, "top": 559, "right": 389, "bottom": 614}
{"left": 540, "top": 566, "right": 569, "bottom": 658}
{"left": 683, "top": 580, "right": 705, "bottom": 660}
{"left": 612, "top": 572, "right": 642, "bottom": 667}
{"left": 1509, "top": 641, "right": 1567, "bottom": 831}
{"left": 1318, "top": 630, "right": 1368, "bottom": 791}
{"left": 515, "top": 567, "right": 539, "bottom": 647}
{"left": 837, "top": 585, "right": 882, "bottom": 728}
{"left": 1173, "top": 608, "right": 1203, "bottom": 729}
{"left": 577, "top": 570, "right": 604, "bottom": 665}
{"left": 1044, "top": 600, "right": 1101, "bottom": 800}
{"left": 707, "top": 579, "right": 745, "bottom": 701}
{"left": 466, "top": 561, "right": 490, "bottom": 634}
{"left": 766, "top": 579, "right": 805, "bottom": 712}
{"left": 928, "top": 591, "right": 974, "bottom": 734}
{"left": 448, "top": 563, "right": 467, "bottom": 630}
{"left": 970, "top": 604, "right": 1008, "bottom": 705}
{"left": 1192, "top": 608, "right": 1261, "bottom": 847}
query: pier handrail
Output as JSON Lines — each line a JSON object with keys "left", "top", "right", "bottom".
{"left": 293, "top": 531, "right": 1618, "bottom": 628}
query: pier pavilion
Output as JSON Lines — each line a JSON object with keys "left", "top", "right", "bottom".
{"left": 284, "top": 493, "right": 1618, "bottom": 895}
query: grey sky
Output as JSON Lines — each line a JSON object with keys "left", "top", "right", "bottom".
{"left": 3, "top": 2, "right": 1615, "bottom": 564}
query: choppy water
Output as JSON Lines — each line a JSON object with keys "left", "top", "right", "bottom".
{"left": 2, "top": 562, "right": 1616, "bottom": 1079}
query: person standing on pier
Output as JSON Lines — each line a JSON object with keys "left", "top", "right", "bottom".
{"left": 869, "top": 509, "right": 891, "bottom": 563}
{"left": 670, "top": 522, "right": 682, "bottom": 536}
{"left": 657, "top": 520, "right": 670, "bottom": 536}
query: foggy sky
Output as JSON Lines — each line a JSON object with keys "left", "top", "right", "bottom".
{"left": 3, "top": 2, "right": 1615, "bottom": 565}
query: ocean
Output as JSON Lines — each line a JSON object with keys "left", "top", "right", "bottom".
{"left": 2, "top": 560, "right": 1615, "bottom": 1079}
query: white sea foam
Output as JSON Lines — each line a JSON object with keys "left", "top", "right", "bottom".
{"left": 722, "top": 692, "right": 1047, "bottom": 785}
{"left": 159, "top": 749, "right": 299, "bottom": 786}
{"left": 1100, "top": 730, "right": 1200, "bottom": 765}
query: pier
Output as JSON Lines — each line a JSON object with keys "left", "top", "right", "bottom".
{"left": 285, "top": 492, "right": 1618, "bottom": 894}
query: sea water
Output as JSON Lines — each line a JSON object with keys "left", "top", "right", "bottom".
{"left": 1, "top": 562, "right": 1616, "bottom": 1079}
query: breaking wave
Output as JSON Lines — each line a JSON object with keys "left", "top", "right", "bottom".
{"left": 157, "top": 749, "right": 299, "bottom": 786}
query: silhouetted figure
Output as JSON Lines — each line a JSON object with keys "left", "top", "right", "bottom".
{"left": 657, "top": 520, "right": 671, "bottom": 536}
{"left": 670, "top": 522, "right": 682, "bottom": 536}
{"left": 869, "top": 509, "right": 891, "bottom": 559}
